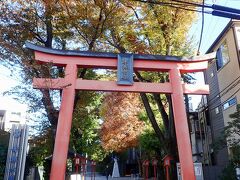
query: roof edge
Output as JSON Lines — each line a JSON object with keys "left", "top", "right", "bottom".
{"left": 206, "top": 19, "right": 240, "bottom": 53}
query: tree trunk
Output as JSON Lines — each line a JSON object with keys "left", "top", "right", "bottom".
{"left": 139, "top": 92, "right": 167, "bottom": 153}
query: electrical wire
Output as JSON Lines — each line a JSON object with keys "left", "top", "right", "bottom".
{"left": 137, "top": 0, "right": 197, "bottom": 7}
{"left": 136, "top": 0, "right": 240, "bottom": 19}
{"left": 197, "top": 0, "right": 205, "bottom": 55}
{"left": 134, "top": 0, "right": 212, "bottom": 14}
{"left": 134, "top": 0, "right": 240, "bottom": 113}
{"left": 172, "top": 0, "right": 208, "bottom": 8}
{"left": 207, "top": 75, "right": 240, "bottom": 106}
{"left": 208, "top": 87, "right": 240, "bottom": 112}
{"left": 205, "top": 80, "right": 240, "bottom": 111}
{"left": 198, "top": 73, "right": 240, "bottom": 112}
{"left": 207, "top": 0, "right": 228, "bottom": 38}
{"left": 197, "top": 73, "right": 240, "bottom": 112}
{"left": 137, "top": 0, "right": 211, "bottom": 9}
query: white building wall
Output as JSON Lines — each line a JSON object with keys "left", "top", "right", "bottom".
{"left": 0, "top": 97, "right": 27, "bottom": 131}
{"left": 3, "top": 110, "right": 27, "bottom": 131}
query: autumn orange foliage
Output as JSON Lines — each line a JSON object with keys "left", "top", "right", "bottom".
{"left": 100, "top": 92, "right": 144, "bottom": 152}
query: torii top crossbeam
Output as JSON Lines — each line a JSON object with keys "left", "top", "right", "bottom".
{"left": 26, "top": 42, "right": 214, "bottom": 71}
{"left": 26, "top": 42, "right": 215, "bottom": 180}
{"left": 26, "top": 42, "right": 215, "bottom": 94}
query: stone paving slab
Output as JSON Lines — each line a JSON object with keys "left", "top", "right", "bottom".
{"left": 84, "top": 176, "right": 154, "bottom": 180}
{"left": 72, "top": 175, "right": 149, "bottom": 180}
{"left": 84, "top": 175, "right": 134, "bottom": 179}
{"left": 71, "top": 173, "right": 155, "bottom": 180}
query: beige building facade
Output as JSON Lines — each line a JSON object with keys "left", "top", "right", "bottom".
{"left": 203, "top": 20, "right": 240, "bottom": 167}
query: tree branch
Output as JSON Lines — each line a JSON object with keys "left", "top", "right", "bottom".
{"left": 153, "top": 94, "right": 169, "bottom": 132}
{"left": 140, "top": 92, "right": 167, "bottom": 152}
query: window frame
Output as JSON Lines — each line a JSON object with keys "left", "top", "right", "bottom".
{"left": 223, "top": 97, "right": 237, "bottom": 110}
{"left": 216, "top": 40, "right": 230, "bottom": 71}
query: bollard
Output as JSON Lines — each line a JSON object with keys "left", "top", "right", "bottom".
{"left": 81, "top": 158, "right": 86, "bottom": 180}
{"left": 152, "top": 159, "right": 158, "bottom": 180}
{"left": 142, "top": 160, "right": 149, "bottom": 180}
{"left": 163, "top": 155, "right": 173, "bottom": 180}
{"left": 74, "top": 156, "right": 80, "bottom": 174}
{"left": 91, "top": 161, "right": 96, "bottom": 180}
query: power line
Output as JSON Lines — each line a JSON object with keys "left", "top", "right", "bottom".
{"left": 210, "top": 76, "right": 240, "bottom": 105}
{"left": 135, "top": 0, "right": 212, "bottom": 14}
{"left": 135, "top": 0, "right": 240, "bottom": 19}
{"left": 208, "top": 87, "right": 240, "bottom": 112}
{"left": 197, "top": 0, "right": 205, "bottom": 55}
{"left": 202, "top": 0, "right": 236, "bottom": 47}
{"left": 203, "top": 75, "right": 240, "bottom": 110}
{"left": 135, "top": 0, "right": 240, "bottom": 53}
{"left": 199, "top": 74, "right": 240, "bottom": 112}
{"left": 200, "top": 0, "right": 217, "bottom": 51}
{"left": 172, "top": 0, "right": 207, "bottom": 8}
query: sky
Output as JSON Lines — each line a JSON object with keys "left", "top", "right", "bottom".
{"left": 190, "top": 0, "right": 240, "bottom": 54}
{"left": 188, "top": 0, "right": 240, "bottom": 109}
{"left": 0, "top": 64, "right": 27, "bottom": 112}
{"left": 0, "top": 0, "right": 240, "bottom": 112}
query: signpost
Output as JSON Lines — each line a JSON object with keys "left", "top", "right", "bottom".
{"left": 177, "top": 163, "right": 204, "bottom": 180}
{"left": 4, "top": 124, "right": 29, "bottom": 180}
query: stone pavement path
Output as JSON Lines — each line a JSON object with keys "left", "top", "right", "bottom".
{"left": 81, "top": 173, "right": 145, "bottom": 180}
{"left": 84, "top": 175, "right": 154, "bottom": 180}
{"left": 71, "top": 173, "right": 155, "bottom": 180}
{"left": 85, "top": 175, "right": 140, "bottom": 180}
{"left": 85, "top": 177, "right": 134, "bottom": 180}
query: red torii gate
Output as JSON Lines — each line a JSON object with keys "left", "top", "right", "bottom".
{"left": 26, "top": 42, "right": 215, "bottom": 180}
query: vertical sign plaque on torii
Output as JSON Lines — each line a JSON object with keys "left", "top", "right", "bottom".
{"left": 117, "top": 54, "right": 134, "bottom": 85}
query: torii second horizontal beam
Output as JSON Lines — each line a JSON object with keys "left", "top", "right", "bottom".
{"left": 33, "top": 78, "right": 209, "bottom": 95}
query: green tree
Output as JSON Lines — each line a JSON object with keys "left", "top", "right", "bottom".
{"left": 70, "top": 91, "right": 107, "bottom": 161}
{"left": 215, "top": 104, "right": 240, "bottom": 179}
{"left": 101, "top": 0, "right": 200, "bottom": 160}
{"left": 0, "top": 0, "right": 116, "bottom": 173}
{"left": 100, "top": 92, "right": 144, "bottom": 152}
{"left": 0, "top": 130, "right": 10, "bottom": 179}
{"left": 0, "top": 0, "right": 200, "bottom": 177}
{"left": 139, "top": 129, "right": 162, "bottom": 157}
{"left": 224, "top": 104, "right": 240, "bottom": 148}
{"left": 0, "top": 144, "right": 8, "bottom": 179}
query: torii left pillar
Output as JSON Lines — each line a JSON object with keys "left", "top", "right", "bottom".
{"left": 50, "top": 64, "right": 77, "bottom": 179}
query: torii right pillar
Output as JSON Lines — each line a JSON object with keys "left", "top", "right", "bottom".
{"left": 170, "top": 68, "right": 195, "bottom": 179}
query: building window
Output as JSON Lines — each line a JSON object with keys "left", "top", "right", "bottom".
{"left": 223, "top": 97, "right": 237, "bottom": 110}
{"left": 9, "top": 120, "right": 20, "bottom": 123}
{"left": 235, "top": 27, "right": 240, "bottom": 50}
{"left": 216, "top": 41, "right": 230, "bottom": 70}
{"left": 210, "top": 72, "right": 214, "bottom": 77}
{"left": 215, "top": 107, "right": 219, "bottom": 114}
{"left": 11, "top": 112, "right": 21, "bottom": 117}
